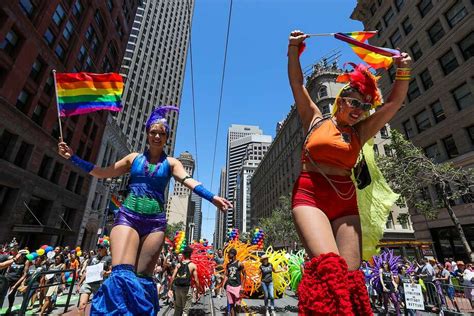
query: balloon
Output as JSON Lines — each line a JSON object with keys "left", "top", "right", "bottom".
{"left": 77, "top": 251, "right": 82, "bottom": 257}
{"left": 75, "top": 247, "right": 81, "bottom": 252}
{"left": 36, "top": 249, "right": 45, "bottom": 256}
{"left": 31, "top": 252, "right": 39, "bottom": 259}
{"left": 40, "top": 245, "right": 48, "bottom": 250}
{"left": 45, "top": 246, "right": 53, "bottom": 253}
{"left": 26, "top": 254, "right": 34, "bottom": 261}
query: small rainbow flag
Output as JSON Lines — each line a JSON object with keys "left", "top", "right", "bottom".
{"left": 335, "top": 32, "right": 400, "bottom": 69}
{"left": 55, "top": 72, "right": 124, "bottom": 117}
{"left": 110, "top": 195, "right": 121, "bottom": 208}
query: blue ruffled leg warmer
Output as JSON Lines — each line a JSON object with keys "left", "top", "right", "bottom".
{"left": 137, "top": 274, "right": 160, "bottom": 314}
{"left": 91, "top": 264, "right": 155, "bottom": 315}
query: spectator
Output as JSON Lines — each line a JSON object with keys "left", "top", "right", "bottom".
{"left": 0, "top": 248, "right": 27, "bottom": 310}
{"left": 39, "top": 254, "right": 65, "bottom": 314}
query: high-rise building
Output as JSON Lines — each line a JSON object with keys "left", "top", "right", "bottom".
{"left": 213, "top": 168, "right": 226, "bottom": 249}
{"left": 251, "top": 59, "right": 416, "bottom": 254}
{"left": 116, "top": 0, "right": 194, "bottom": 154}
{"left": 225, "top": 125, "right": 264, "bottom": 229}
{"left": 351, "top": 0, "right": 474, "bottom": 259}
{"left": 0, "top": 0, "right": 139, "bottom": 248}
{"left": 188, "top": 192, "right": 202, "bottom": 241}
{"left": 167, "top": 151, "right": 194, "bottom": 225}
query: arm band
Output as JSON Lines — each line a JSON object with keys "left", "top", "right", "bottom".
{"left": 193, "top": 184, "right": 215, "bottom": 203}
{"left": 70, "top": 155, "right": 95, "bottom": 173}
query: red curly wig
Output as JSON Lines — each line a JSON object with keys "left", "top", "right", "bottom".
{"left": 336, "top": 63, "right": 382, "bottom": 107}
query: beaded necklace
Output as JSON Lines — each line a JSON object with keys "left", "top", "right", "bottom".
{"left": 143, "top": 151, "right": 165, "bottom": 177}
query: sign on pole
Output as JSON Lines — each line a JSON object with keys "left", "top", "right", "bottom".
{"left": 403, "top": 283, "right": 424, "bottom": 310}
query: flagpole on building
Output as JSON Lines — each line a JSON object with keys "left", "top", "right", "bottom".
{"left": 52, "top": 69, "right": 64, "bottom": 141}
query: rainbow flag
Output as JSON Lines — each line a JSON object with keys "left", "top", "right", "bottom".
{"left": 335, "top": 32, "right": 400, "bottom": 69}
{"left": 110, "top": 195, "right": 121, "bottom": 208}
{"left": 55, "top": 72, "right": 124, "bottom": 117}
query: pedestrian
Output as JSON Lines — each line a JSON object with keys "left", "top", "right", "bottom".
{"left": 39, "top": 254, "right": 65, "bottom": 315}
{"left": 168, "top": 246, "right": 199, "bottom": 316}
{"left": 379, "top": 261, "right": 400, "bottom": 316}
{"left": 397, "top": 265, "right": 415, "bottom": 316}
{"left": 223, "top": 248, "right": 245, "bottom": 316}
{"left": 213, "top": 249, "right": 225, "bottom": 298}
{"left": 0, "top": 248, "right": 27, "bottom": 310}
{"left": 77, "top": 243, "right": 112, "bottom": 316}
{"left": 259, "top": 254, "right": 286, "bottom": 316}
{"left": 58, "top": 106, "right": 231, "bottom": 315}
{"left": 288, "top": 29, "right": 411, "bottom": 314}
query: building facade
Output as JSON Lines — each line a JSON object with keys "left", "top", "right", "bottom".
{"left": 251, "top": 60, "right": 416, "bottom": 253}
{"left": 116, "top": 0, "right": 193, "bottom": 154}
{"left": 188, "top": 192, "right": 202, "bottom": 241}
{"left": 213, "top": 168, "right": 226, "bottom": 249}
{"left": 0, "top": 0, "right": 138, "bottom": 248}
{"left": 235, "top": 161, "right": 257, "bottom": 233}
{"left": 167, "top": 151, "right": 194, "bottom": 225}
{"left": 351, "top": 0, "right": 474, "bottom": 260}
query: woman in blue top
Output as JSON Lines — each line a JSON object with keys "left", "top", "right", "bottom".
{"left": 58, "top": 106, "right": 231, "bottom": 315}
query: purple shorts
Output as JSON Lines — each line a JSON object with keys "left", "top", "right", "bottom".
{"left": 113, "top": 208, "right": 167, "bottom": 237}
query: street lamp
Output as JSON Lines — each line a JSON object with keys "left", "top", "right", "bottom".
{"left": 99, "top": 177, "right": 122, "bottom": 237}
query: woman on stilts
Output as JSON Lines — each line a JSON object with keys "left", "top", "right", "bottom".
{"left": 58, "top": 106, "right": 231, "bottom": 315}
{"left": 288, "top": 30, "right": 411, "bottom": 315}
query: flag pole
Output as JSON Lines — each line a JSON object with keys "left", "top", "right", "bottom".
{"left": 52, "top": 69, "right": 64, "bottom": 141}
{"left": 307, "top": 33, "right": 335, "bottom": 37}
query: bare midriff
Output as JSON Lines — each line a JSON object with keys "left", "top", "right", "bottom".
{"left": 301, "top": 161, "right": 352, "bottom": 177}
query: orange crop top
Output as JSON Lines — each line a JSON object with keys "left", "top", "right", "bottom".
{"left": 302, "top": 119, "right": 361, "bottom": 170}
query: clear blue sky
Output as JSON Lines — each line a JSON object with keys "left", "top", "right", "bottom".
{"left": 173, "top": 0, "right": 364, "bottom": 241}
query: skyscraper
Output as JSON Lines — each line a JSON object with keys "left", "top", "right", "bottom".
{"left": 188, "top": 192, "right": 202, "bottom": 241}
{"left": 351, "top": 0, "right": 473, "bottom": 259}
{"left": 0, "top": 0, "right": 139, "bottom": 248}
{"left": 214, "top": 168, "right": 226, "bottom": 249}
{"left": 167, "top": 151, "right": 194, "bottom": 224}
{"left": 116, "top": 0, "right": 194, "bottom": 154}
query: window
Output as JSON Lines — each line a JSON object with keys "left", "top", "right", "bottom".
{"left": 414, "top": 109, "right": 432, "bottom": 133}
{"left": 44, "top": 76, "right": 53, "bottom": 95}
{"left": 442, "top": 135, "right": 459, "bottom": 159}
{"left": 73, "top": 0, "right": 82, "bottom": 18}
{"left": 20, "top": 0, "right": 35, "bottom": 18}
{"left": 38, "top": 155, "right": 53, "bottom": 178}
{"left": 390, "top": 28, "right": 402, "bottom": 48}
{"left": 0, "top": 130, "right": 18, "bottom": 160}
{"left": 452, "top": 83, "right": 473, "bottom": 110}
{"left": 458, "top": 31, "right": 474, "bottom": 61}
{"left": 52, "top": 4, "right": 65, "bottom": 26}
{"left": 420, "top": 68, "right": 433, "bottom": 90}
{"left": 370, "top": 4, "right": 377, "bottom": 15}
{"left": 13, "top": 142, "right": 32, "bottom": 168}
{"left": 75, "top": 176, "right": 84, "bottom": 194}
{"left": 63, "top": 20, "right": 74, "bottom": 40}
{"left": 16, "top": 90, "right": 30, "bottom": 112}
{"left": 66, "top": 171, "right": 77, "bottom": 191}
{"left": 319, "top": 86, "right": 327, "bottom": 98}
{"left": 403, "top": 120, "right": 414, "bottom": 138}
{"left": 439, "top": 49, "right": 459, "bottom": 75}
{"left": 380, "top": 126, "right": 389, "bottom": 139}
{"left": 467, "top": 125, "right": 474, "bottom": 145}
{"left": 428, "top": 20, "right": 445, "bottom": 45}
{"left": 107, "top": 0, "right": 114, "bottom": 11}
{"left": 43, "top": 28, "right": 55, "bottom": 46}
{"left": 31, "top": 104, "right": 47, "bottom": 125}
{"left": 417, "top": 0, "right": 433, "bottom": 17}
{"left": 376, "top": 22, "right": 383, "bottom": 37}
{"left": 383, "top": 7, "right": 394, "bottom": 26}
{"left": 395, "top": 0, "right": 405, "bottom": 11}
{"left": 94, "top": 10, "right": 104, "bottom": 29}
{"left": 50, "top": 162, "right": 63, "bottom": 184}
{"left": 29, "top": 58, "right": 43, "bottom": 81}
{"left": 430, "top": 101, "right": 446, "bottom": 123}
{"left": 1, "top": 29, "right": 19, "bottom": 55}
{"left": 373, "top": 144, "right": 379, "bottom": 156}
{"left": 424, "top": 143, "right": 439, "bottom": 160}
{"left": 55, "top": 43, "right": 65, "bottom": 60}
{"left": 407, "top": 79, "right": 420, "bottom": 102}
{"left": 445, "top": 0, "right": 467, "bottom": 28}
{"left": 85, "top": 26, "right": 94, "bottom": 41}
{"left": 402, "top": 17, "right": 413, "bottom": 35}
{"left": 410, "top": 41, "right": 422, "bottom": 61}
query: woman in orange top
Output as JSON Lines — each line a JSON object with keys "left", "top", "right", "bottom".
{"left": 288, "top": 30, "right": 411, "bottom": 315}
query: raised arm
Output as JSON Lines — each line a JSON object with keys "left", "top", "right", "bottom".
{"left": 58, "top": 139, "right": 138, "bottom": 179}
{"left": 288, "top": 30, "right": 322, "bottom": 132}
{"left": 357, "top": 52, "right": 412, "bottom": 144}
{"left": 169, "top": 157, "right": 232, "bottom": 211}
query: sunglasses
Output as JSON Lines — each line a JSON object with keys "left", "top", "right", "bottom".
{"left": 342, "top": 97, "right": 372, "bottom": 111}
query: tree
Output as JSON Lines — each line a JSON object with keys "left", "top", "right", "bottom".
{"left": 165, "top": 221, "right": 185, "bottom": 240}
{"left": 258, "top": 194, "right": 299, "bottom": 250}
{"left": 378, "top": 130, "right": 474, "bottom": 261}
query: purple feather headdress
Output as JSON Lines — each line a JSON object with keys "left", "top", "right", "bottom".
{"left": 370, "top": 249, "right": 402, "bottom": 288}
{"left": 145, "top": 105, "right": 179, "bottom": 134}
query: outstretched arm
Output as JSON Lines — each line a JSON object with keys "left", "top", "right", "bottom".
{"left": 357, "top": 52, "right": 412, "bottom": 144}
{"left": 58, "top": 139, "right": 137, "bottom": 178}
{"left": 288, "top": 30, "right": 322, "bottom": 132}
{"left": 169, "top": 158, "right": 232, "bottom": 211}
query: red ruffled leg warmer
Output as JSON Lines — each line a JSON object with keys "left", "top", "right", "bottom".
{"left": 347, "top": 270, "right": 373, "bottom": 316}
{"left": 297, "top": 253, "right": 354, "bottom": 315}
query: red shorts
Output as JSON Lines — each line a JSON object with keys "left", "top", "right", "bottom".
{"left": 292, "top": 171, "right": 358, "bottom": 221}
